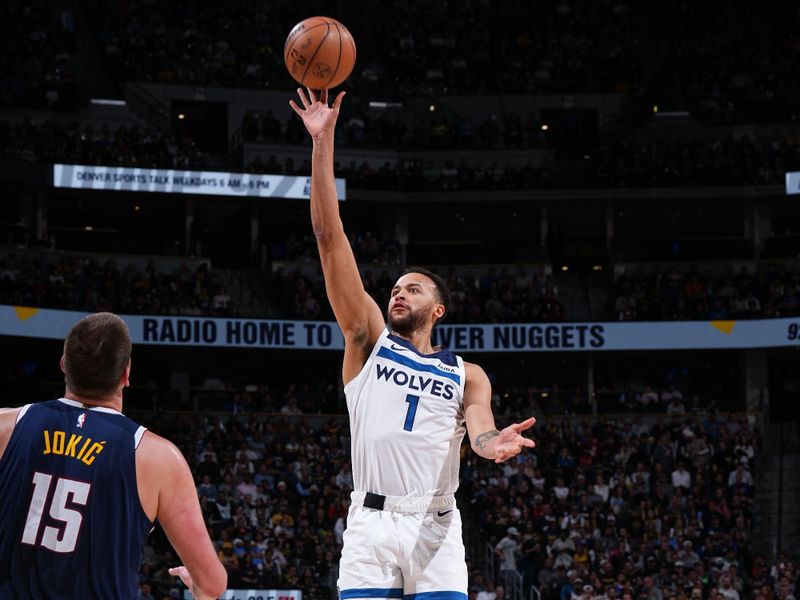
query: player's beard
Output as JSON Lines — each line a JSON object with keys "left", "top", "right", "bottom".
{"left": 387, "top": 305, "right": 429, "bottom": 338}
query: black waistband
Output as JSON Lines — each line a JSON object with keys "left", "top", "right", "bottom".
{"left": 363, "top": 492, "right": 386, "bottom": 510}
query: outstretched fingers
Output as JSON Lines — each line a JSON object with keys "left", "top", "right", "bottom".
{"left": 332, "top": 91, "right": 346, "bottom": 112}
{"left": 297, "top": 87, "right": 311, "bottom": 108}
{"left": 306, "top": 87, "right": 318, "bottom": 104}
{"left": 288, "top": 99, "right": 303, "bottom": 117}
{"left": 512, "top": 416, "right": 536, "bottom": 432}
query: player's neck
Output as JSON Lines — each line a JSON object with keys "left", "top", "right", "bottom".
{"left": 64, "top": 390, "right": 123, "bottom": 413}
{"left": 392, "top": 329, "right": 436, "bottom": 354}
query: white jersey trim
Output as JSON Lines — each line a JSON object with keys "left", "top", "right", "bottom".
{"left": 58, "top": 398, "right": 123, "bottom": 415}
{"left": 133, "top": 426, "right": 148, "bottom": 450}
{"left": 15, "top": 404, "right": 32, "bottom": 424}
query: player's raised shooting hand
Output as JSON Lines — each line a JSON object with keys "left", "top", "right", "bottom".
{"left": 493, "top": 417, "right": 536, "bottom": 463}
{"left": 289, "top": 87, "right": 345, "bottom": 141}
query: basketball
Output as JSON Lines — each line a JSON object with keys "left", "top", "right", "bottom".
{"left": 284, "top": 17, "right": 356, "bottom": 89}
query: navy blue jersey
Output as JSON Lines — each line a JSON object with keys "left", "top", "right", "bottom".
{"left": 0, "top": 399, "right": 152, "bottom": 600}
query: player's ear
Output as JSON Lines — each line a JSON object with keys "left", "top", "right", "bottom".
{"left": 121, "top": 360, "right": 131, "bottom": 389}
{"left": 60, "top": 355, "right": 66, "bottom": 374}
{"left": 432, "top": 303, "right": 445, "bottom": 322}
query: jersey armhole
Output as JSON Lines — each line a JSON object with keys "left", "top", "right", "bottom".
{"left": 134, "top": 426, "right": 148, "bottom": 449}
{"left": 343, "top": 328, "right": 390, "bottom": 396}
{"left": 15, "top": 404, "right": 32, "bottom": 424}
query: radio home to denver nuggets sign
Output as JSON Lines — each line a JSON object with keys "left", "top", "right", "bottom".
{"left": 53, "top": 164, "right": 346, "bottom": 200}
{"left": 2, "top": 306, "right": 800, "bottom": 352}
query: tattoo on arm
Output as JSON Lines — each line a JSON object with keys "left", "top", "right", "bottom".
{"left": 475, "top": 429, "right": 500, "bottom": 452}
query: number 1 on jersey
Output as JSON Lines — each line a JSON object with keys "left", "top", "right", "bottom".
{"left": 403, "top": 394, "right": 420, "bottom": 431}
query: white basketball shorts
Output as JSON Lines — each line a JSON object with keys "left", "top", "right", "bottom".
{"left": 337, "top": 492, "right": 468, "bottom": 600}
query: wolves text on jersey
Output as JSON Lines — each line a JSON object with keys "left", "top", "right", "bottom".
{"left": 375, "top": 363, "right": 456, "bottom": 399}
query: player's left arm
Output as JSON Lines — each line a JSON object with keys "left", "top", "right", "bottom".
{"left": 0, "top": 408, "right": 22, "bottom": 462}
{"left": 463, "top": 362, "right": 536, "bottom": 463}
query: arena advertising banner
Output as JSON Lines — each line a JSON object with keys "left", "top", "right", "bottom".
{"left": 786, "top": 171, "right": 800, "bottom": 195}
{"left": 52, "top": 164, "right": 346, "bottom": 200}
{"left": 2, "top": 306, "right": 800, "bottom": 352}
{"left": 184, "top": 590, "right": 301, "bottom": 600}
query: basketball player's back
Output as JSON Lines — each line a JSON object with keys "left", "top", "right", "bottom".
{"left": 0, "top": 399, "right": 151, "bottom": 599}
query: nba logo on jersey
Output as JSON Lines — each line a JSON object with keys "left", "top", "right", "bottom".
{"left": 76, "top": 413, "right": 86, "bottom": 428}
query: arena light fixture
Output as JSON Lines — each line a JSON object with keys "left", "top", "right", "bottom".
{"left": 90, "top": 98, "right": 126, "bottom": 106}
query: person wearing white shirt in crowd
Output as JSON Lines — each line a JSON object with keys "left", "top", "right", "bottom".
{"left": 553, "top": 477, "right": 570, "bottom": 500}
{"left": 671, "top": 462, "right": 692, "bottom": 489}
{"left": 718, "top": 576, "right": 741, "bottom": 600}
{"left": 551, "top": 529, "right": 575, "bottom": 568}
{"left": 638, "top": 386, "right": 659, "bottom": 409}
{"left": 580, "top": 584, "right": 598, "bottom": 600}
{"left": 593, "top": 474, "right": 610, "bottom": 502}
{"left": 335, "top": 463, "right": 354, "bottom": 490}
{"left": 477, "top": 584, "right": 505, "bottom": 600}
{"left": 495, "top": 527, "right": 520, "bottom": 587}
{"left": 531, "top": 468, "right": 546, "bottom": 491}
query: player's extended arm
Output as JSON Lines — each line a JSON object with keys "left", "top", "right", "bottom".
{"left": 463, "top": 363, "right": 536, "bottom": 463}
{"left": 289, "top": 88, "right": 384, "bottom": 352}
{"left": 138, "top": 433, "right": 227, "bottom": 600}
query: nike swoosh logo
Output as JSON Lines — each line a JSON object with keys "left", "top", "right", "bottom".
{"left": 390, "top": 344, "right": 408, "bottom": 352}
{"left": 437, "top": 510, "right": 453, "bottom": 517}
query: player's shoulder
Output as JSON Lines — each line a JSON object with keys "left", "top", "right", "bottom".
{"left": 463, "top": 361, "right": 487, "bottom": 376}
{"left": 463, "top": 361, "right": 491, "bottom": 389}
{"left": 136, "top": 430, "right": 188, "bottom": 472}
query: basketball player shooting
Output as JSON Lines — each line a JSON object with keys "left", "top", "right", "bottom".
{"left": 290, "top": 87, "right": 536, "bottom": 599}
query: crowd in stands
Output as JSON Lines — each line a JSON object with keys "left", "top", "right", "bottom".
{"left": 613, "top": 264, "right": 800, "bottom": 321}
{"left": 587, "top": 136, "right": 800, "bottom": 188}
{"left": 267, "top": 263, "right": 565, "bottom": 324}
{"left": 465, "top": 411, "right": 762, "bottom": 600}
{"left": 245, "top": 133, "right": 797, "bottom": 190}
{"left": 663, "top": 2, "right": 800, "bottom": 125}
{"left": 0, "top": 2, "right": 80, "bottom": 109}
{"left": 3, "top": 0, "right": 799, "bottom": 136}
{"left": 241, "top": 108, "right": 550, "bottom": 151}
{"left": 4, "top": 244, "right": 799, "bottom": 324}
{"left": 125, "top": 400, "right": 764, "bottom": 600}
{"left": 0, "top": 252, "right": 235, "bottom": 317}
{"left": 365, "top": 0, "right": 642, "bottom": 96}
{"left": 87, "top": 0, "right": 316, "bottom": 90}
{"left": 0, "top": 118, "right": 796, "bottom": 191}
{"left": 0, "top": 119, "right": 201, "bottom": 169}
{"left": 248, "top": 153, "right": 557, "bottom": 191}
{"left": 270, "top": 232, "right": 403, "bottom": 266}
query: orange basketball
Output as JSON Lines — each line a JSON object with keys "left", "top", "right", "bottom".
{"left": 284, "top": 17, "right": 356, "bottom": 89}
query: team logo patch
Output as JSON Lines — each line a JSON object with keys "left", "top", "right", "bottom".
{"left": 76, "top": 413, "right": 86, "bottom": 429}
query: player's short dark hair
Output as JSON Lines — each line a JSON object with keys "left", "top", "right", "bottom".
{"left": 63, "top": 313, "right": 132, "bottom": 399}
{"left": 401, "top": 266, "right": 451, "bottom": 324}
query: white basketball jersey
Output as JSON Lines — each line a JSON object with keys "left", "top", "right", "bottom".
{"left": 344, "top": 329, "right": 467, "bottom": 497}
